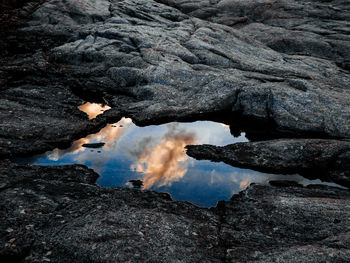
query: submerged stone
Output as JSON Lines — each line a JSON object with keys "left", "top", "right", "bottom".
{"left": 129, "top": 179, "right": 144, "bottom": 189}
{"left": 82, "top": 142, "right": 105, "bottom": 148}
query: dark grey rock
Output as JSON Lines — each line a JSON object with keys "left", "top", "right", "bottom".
{"left": 0, "top": 0, "right": 348, "bottom": 160}
{"left": 157, "top": 0, "right": 350, "bottom": 70}
{"left": 0, "top": 81, "right": 119, "bottom": 158}
{"left": 0, "top": 161, "right": 349, "bottom": 262}
{"left": 0, "top": 161, "right": 221, "bottom": 262}
{"left": 45, "top": 0, "right": 349, "bottom": 138}
{"left": 216, "top": 182, "right": 350, "bottom": 263}
{"left": 82, "top": 142, "right": 105, "bottom": 148}
{"left": 269, "top": 180, "right": 303, "bottom": 188}
{"left": 1, "top": 1, "right": 350, "bottom": 261}
{"left": 128, "top": 179, "right": 144, "bottom": 189}
{"left": 186, "top": 139, "right": 350, "bottom": 187}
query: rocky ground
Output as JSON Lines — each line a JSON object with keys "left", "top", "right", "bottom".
{"left": 0, "top": 0, "right": 350, "bottom": 262}
{"left": 1, "top": 161, "right": 350, "bottom": 262}
{"left": 186, "top": 138, "right": 350, "bottom": 187}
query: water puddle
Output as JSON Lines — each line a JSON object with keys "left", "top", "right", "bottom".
{"left": 78, "top": 102, "right": 111, "bottom": 119}
{"left": 14, "top": 108, "right": 343, "bottom": 207}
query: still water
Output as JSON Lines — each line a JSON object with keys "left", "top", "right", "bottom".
{"left": 15, "top": 103, "right": 341, "bottom": 207}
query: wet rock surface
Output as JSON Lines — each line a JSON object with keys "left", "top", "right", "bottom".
{"left": 0, "top": 162, "right": 349, "bottom": 262}
{"left": 186, "top": 139, "right": 350, "bottom": 187}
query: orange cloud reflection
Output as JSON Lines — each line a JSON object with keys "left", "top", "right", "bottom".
{"left": 47, "top": 118, "right": 132, "bottom": 160}
{"left": 133, "top": 125, "right": 197, "bottom": 189}
{"left": 78, "top": 102, "right": 111, "bottom": 119}
{"left": 240, "top": 180, "right": 250, "bottom": 189}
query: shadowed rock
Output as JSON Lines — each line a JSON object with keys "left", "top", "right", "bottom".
{"left": 215, "top": 182, "right": 350, "bottom": 262}
{"left": 186, "top": 139, "right": 350, "bottom": 187}
{"left": 0, "top": 161, "right": 221, "bottom": 262}
{"left": 82, "top": 142, "right": 105, "bottom": 148}
{"left": 128, "top": 179, "right": 144, "bottom": 189}
{"left": 0, "top": 82, "right": 122, "bottom": 159}
{"left": 0, "top": 161, "right": 349, "bottom": 262}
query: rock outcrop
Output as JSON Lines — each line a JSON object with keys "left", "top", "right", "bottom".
{"left": 157, "top": 0, "right": 350, "bottom": 70}
{"left": 0, "top": 81, "right": 118, "bottom": 158}
{"left": 186, "top": 139, "right": 350, "bottom": 187}
{"left": 1, "top": 0, "right": 350, "bottom": 158}
{"left": 1, "top": 161, "right": 349, "bottom": 262}
{"left": 216, "top": 181, "right": 350, "bottom": 262}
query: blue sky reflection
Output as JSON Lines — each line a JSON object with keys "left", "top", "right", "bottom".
{"left": 20, "top": 108, "right": 340, "bottom": 207}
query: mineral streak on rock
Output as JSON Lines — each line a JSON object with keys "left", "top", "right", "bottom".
{"left": 0, "top": 161, "right": 349, "bottom": 262}
{"left": 186, "top": 139, "right": 350, "bottom": 187}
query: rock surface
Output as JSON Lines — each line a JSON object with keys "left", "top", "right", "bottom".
{"left": 186, "top": 139, "right": 350, "bottom": 187}
{"left": 1, "top": 161, "right": 349, "bottom": 262}
{"left": 1, "top": 1, "right": 350, "bottom": 262}
{"left": 157, "top": 0, "right": 350, "bottom": 70}
{"left": 0, "top": 81, "right": 118, "bottom": 158}
{"left": 81, "top": 142, "right": 105, "bottom": 148}
{"left": 217, "top": 181, "right": 350, "bottom": 262}
{"left": 1, "top": 0, "right": 350, "bottom": 159}
{"left": 39, "top": 0, "right": 350, "bottom": 137}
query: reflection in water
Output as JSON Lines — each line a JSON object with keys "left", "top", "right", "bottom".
{"left": 132, "top": 124, "right": 197, "bottom": 188}
{"left": 239, "top": 180, "right": 250, "bottom": 189}
{"left": 47, "top": 118, "right": 132, "bottom": 161}
{"left": 14, "top": 118, "right": 344, "bottom": 207}
{"left": 78, "top": 102, "right": 111, "bottom": 119}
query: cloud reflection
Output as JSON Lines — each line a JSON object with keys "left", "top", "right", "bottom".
{"left": 239, "top": 180, "right": 250, "bottom": 189}
{"left": 47, "top": 118, "right": 132, "bottom": 161}
{"left": 78, "top": 102, "right": 111, "bottom": 119}
{"left": 132, "top": 124, "right": 197, "bottom": 189}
